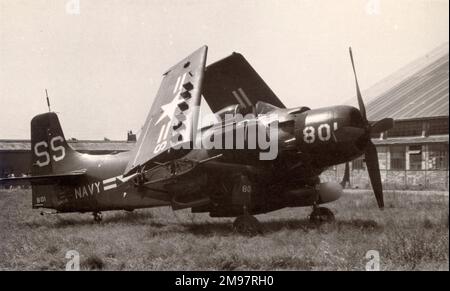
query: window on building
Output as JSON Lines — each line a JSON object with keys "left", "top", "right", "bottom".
{"left": 408, "top": 145, "right": 422, "bottom": 170}
{"left": 387, "top": 120, "right": 422, "bottom": 137}
{"left": 428, "top": 144, "right": 449, "bottom": 170}
{"left": 390, "top": 145, "right": 406, "bottom": 170}
{"left": 377, "top": 146, "right": 387, "bottom": 170}
{"left": 428, "top": 118, "right": 449, "bottom": 135}
{"left": 352, "top": 157, "right": 365, "bottom": 170}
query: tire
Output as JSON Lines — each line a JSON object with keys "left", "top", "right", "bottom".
{"left": 233, "top": 215, "right": 263, "bottom": 235}
{"left": 309, "top": 207, "right": 335, "bottom": 223}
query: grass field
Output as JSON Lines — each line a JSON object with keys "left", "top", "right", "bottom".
{"left": 0, "top": 189, "right": 448, "bottom": 270}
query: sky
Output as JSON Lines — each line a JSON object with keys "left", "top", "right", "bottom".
{"left": 0, "top": 0, "right": 448, "bottom": 140}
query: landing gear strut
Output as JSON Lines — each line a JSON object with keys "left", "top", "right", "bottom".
{"left": 233, "top": 206, "right": 262, "bottom": 235}
{"left": 93, "top": 212, "right": 103, "bottom": 222}
{"left": 309, "top": 205, "right": 335, "bottom": 223}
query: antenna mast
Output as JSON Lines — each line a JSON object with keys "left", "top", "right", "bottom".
{"left": 45, "top": 89, "right": 51, "bottom": 112}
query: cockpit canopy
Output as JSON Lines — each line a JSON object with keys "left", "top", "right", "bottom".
{"left": 215, "top": 101, "right": 280, "bottom": 123}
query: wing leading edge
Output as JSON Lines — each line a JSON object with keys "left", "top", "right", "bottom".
{"left": 124, "top": 46, "right": 208, "bottom": 176}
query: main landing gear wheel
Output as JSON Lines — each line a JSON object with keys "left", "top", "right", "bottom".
{"left": 233, "top": 215, "right": 262, "bottom": 235}
{"left": 309, "top": 206, "right": 335, "bottom": 224}
{"left": 93, "top": 212, "right": 103, "bottom": 222}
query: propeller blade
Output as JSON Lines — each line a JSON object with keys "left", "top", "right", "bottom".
{"left": 370, "top": 118, "right": 394, "bottom": 134}
{"left": 333, "top": 126, "right": 366, "bottom": 142}
{"left": 340, "top": 162, "right": 350, "bottom": 188}
{"left": 365, "top": 141, "right": 384, "bottom": 209}
{"left": 349, "top": 47, "right": 367, "bottom": 121}
{"left": 348, "top": 48, "right": 385, "bottom": 209}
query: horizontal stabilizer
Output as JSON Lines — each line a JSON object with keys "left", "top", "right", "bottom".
{"left": 0, "top": 169, "right": 86, "bottom": 186}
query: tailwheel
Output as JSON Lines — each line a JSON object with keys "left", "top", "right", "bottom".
{"left": 233, "top": 214, "right": 262, "bottom": 235}
{"left": 93, "top": 212, "right": 103, "bottom": 222}
{"left": 309, "top": 206, "right": 335, "bottom": 224}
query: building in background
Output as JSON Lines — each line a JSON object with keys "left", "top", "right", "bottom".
{"left": 322, "top": 43, "right": 449, "bottom": 190}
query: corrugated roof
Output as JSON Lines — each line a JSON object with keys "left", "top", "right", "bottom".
{"left": 348, "top": 43, "right": 449, "bottom": 121}
{"left": 0, "top": 140, "right": 135, "bottom": 152}
{"left": 373, "top": 135, "right": 448, "bottom": 145}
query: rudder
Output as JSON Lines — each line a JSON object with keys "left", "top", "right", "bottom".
{"left": 30, "top": 112, "right": 80, "bottom": 209}
{"left": 31, "top": 112, "right": 77, "bottom": 175}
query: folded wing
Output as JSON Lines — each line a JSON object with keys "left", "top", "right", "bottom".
{"left": 124, "top": 46, "right": 208, "bottom": 176}
{"left": 202, "top": 52, "right": 285, "bottom": 113}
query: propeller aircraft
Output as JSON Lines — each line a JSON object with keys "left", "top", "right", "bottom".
{"left": 0, "top": 46, "right": 393, "bottom": 233}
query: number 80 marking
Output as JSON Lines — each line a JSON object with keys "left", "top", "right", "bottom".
{"left": 303, "top": 123, "right": 335, "bottom": 144}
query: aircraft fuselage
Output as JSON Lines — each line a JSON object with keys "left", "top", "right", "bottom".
{"left": 35, "top": 104, "right": 368, "bottom": 216}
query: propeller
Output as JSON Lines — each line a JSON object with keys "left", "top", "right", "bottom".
{"left": 349, "top": 48, "right": 367, "bottom": 121}
{"left": 370, "top": 118, "right": 394, "bottom": 134}
{"left": 348, "top": 47, "right": 391, "bottom": 209}
{"left": 365, "top": 142, "right": 384, "bottom": 208}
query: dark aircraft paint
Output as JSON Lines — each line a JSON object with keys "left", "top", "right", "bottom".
{"left": 0, "top": 46, "right": 391, "bottom": 222}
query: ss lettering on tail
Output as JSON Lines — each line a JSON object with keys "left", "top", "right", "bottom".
{"left": 34, "top": 136, "right": 66, "bottom": 167}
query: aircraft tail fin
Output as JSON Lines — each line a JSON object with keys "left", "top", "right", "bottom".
{"left": 30, "top": 112, "right": 78, "bottom": 176}
{"left": 27, "top": 112, "right": 85, "bottom": 209}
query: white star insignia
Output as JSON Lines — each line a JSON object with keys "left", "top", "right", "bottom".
{"left": 155, "top": 94, "right": 183, "bottom": 125}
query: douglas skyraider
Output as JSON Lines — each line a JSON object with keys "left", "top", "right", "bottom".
{"left": 1, "top": 46, "right": 393, "bottom": 233}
